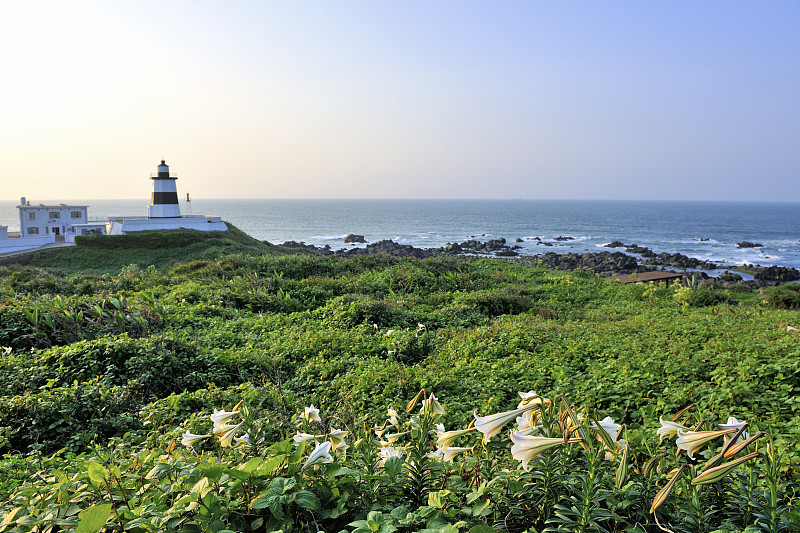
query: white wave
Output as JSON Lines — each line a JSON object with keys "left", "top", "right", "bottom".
{"left": 313, "top": 234, "right": 351, "bottom": 241}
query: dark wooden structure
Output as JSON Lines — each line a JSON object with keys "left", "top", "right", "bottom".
{"left": 606, "top": 271, "right": 685, "bottom": 285}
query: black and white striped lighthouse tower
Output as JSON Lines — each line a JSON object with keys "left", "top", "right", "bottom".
{"left": 148, "top": 160, "right": 181, "bottom": 218}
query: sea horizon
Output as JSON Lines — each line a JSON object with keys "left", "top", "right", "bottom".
{"left": 2, "top": 198, "right": 799, "bottom": 272}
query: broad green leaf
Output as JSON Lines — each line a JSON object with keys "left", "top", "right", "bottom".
{"left": 471, "top": 497, "right": 492, "bottom": 516}
{"left": 269, "top": 438, "right": 293, "bottom": 456}
{"left": 224, "top": 468, "right": 251, "bottom": 481}
{"left": 241, "top": 457, "right": 262, "bottom": 474}
{"left": 75, "top": 503, "right": 112, "bottom": 533}
{"left": 255, "top": 454, "right": 286, "bottom": 476}
{"left": 202, "top": 465, "right": 224, "bottom": 481}
{"left": 428, "top": 490, "right": 451, "bottom": 509}
{"left": 191, "top": 477, "right": 211, "bottom": 497}
{"left": 294, "top": 490, "right": 320, "bottom": 512}
{"left": 86, "top": 462, "right": 108, "bottom": 486}
{"left": 384, "top": 456, "right": 403, "bottom": 477}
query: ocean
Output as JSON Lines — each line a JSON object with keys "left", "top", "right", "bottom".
{"left": 2, "top": 199, "right": 799, "bottom": 271}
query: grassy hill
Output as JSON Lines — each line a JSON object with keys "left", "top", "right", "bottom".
{"left": 24, "top": 222, "right": 286, "bottom": 275}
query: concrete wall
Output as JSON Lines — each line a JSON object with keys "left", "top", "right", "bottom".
{"left": 0, "top": 235, "right": 56, "bottom": 253}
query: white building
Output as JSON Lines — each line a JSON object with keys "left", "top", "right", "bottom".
{"left": 17, "top": 197, "right": 89, "bottom": 239}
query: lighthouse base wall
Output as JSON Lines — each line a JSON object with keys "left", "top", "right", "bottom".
{"left": 106, "top": 216, "right": 228, "bottom": 235}
{"left": 148, "top": 204, "right": 182, "bottom": 218}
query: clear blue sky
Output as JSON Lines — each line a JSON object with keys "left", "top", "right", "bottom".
{"left": 1, "top": 1, "right": 798, "bottom": 201}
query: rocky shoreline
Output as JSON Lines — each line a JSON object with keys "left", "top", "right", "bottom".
{"left": 270, "top": 237, "right": 800, "bottom": 288}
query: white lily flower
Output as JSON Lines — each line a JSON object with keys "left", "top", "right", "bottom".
{"left": 421, "top": 393, "right": 446, "bottom": 415}
{"left": 378, "top": 446, "right": 404, "bottom": 466}
{"left": 213, "top": 423, "right": 240, "bottom": 435}
{"left": 387, "top": 408, "right": 400, "bottom": 427}
{"left": 441, "top": 446, "right": 474, "bottom": 462}
{"left": 210, "top": 409, "right": 239, "bottom": 432}
{"left": 435, "top": 426, "right": 477, "bottom": 448}
{"left": 516, "top": 410, "right": 536, "bottom": 431}
{"left": 218, "top": 423, "right": 243, "bottom": 448}
{"left": 510, "top": 432, "right": 582, "bottom": 471}
{"left": 234, "top": 432, "right": 251, "bottom": 448}
{"left": 181, "top": 431, "right": 211, "bottom": 448}
{"left": 384, "top": 430, "right": 410, "bottom": 444}
{"left": 302, "top": 441, "right": 333, "bottom": 470}
{"left": 676, "top": 428, "right": 736, "bottom": 459}
{"left": 328, "top": 427, "right": 349, "bottom": 445}
{"left": 474, "top": 404, "right": 539, "bottom": 443}
{"left": 719, "top": 416, "right": 749, "bottom": 446}
{"left": 427, "top": 448, "right": 445, "bottom": 460}
{"left": 332, "top": 440, "right": 349, "bottom": 457}
{"left": 293, "top": 431, "right": 316, "bottom": 444}
{"left": 302, "top": 405, "right": 321, "bottom": 423}
{"left": 591, "top": 416, "right": 622, "bottom": 442}
{"left": 386, "top": 330, "right": 395, "bottom": 336}
{"left": 657, "top": 417, "right": 690, "bottom": 442}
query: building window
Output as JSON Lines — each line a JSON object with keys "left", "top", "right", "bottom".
{"left": 49, "top": 212, "right": 60, "bottom": 219}
{"left": 27, "top": 227, "right": 39, "bottom": 235}
{"left": 71, "top": 211, "right": 82, "bottom": 219}
{"left": 28, "top": 212, "right": 36, "bottom": 220}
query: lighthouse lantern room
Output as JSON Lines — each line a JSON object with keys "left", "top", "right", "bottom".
{"left": 148, "top": 160, "right": 181, "bottom": 218}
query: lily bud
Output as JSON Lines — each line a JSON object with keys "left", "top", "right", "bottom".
{"left": 650, "top": 465, "right": 687, "bottom": 514}
{"left": 691, "top": 451, "right": 760, "bottom": 485}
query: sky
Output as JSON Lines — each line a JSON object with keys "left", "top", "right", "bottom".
{"left": 1, "top": 1, "right": 798, "bottom": 201}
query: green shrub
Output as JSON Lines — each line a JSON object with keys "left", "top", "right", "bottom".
{"left": 762, "top": 283, "right": 800, "bottom": 309}
{"left": 455, "top": 288, "right": 535, "bottom": 316}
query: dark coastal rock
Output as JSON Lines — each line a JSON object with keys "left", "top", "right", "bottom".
{"left": 752, "top": 265, "right": 800, "bottom": 282}
{"left": 716, "top": 270, "right": 743, "bottom": 283}
{"left": 532, "top": 237, "right": 541, "bottom": 241}
{"left": 736, "top": 241, "right": 763, "bottom": 248}
{"left": 643, "top": 252, "right": 719, "bottom": 270}
{"left": 699, "top": 238, "right": 710, "bottom": 242}
{"left": 531, "top": 251, "right": 641, "bottom": 276}
{"left": 625, "top": 244, "right": 656, "bottom": 258}
{"left": 277, "top": 241, "right": 335, "bottom": 255}
{"left": 604, "top": 241, "right": 625, "bottom": 248}
{"left": 337, "top": 239, "right": 433, "bottom": 259}
{"left": 452, "top": 238, "right": 514, "bottom": 255}
{"left": 344, "top": 234, "right": 367, "bottom": 243}
{"left": 553, "top": 236, "right": 575, "bottom": 241}
{"left": 515, "top": 237, "right": 524, "bottom": 243}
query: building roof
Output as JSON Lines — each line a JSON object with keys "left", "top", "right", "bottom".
{"left": 18, "top": 203, "right": 89, "bottom": 208}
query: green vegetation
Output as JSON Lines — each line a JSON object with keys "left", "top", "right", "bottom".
{"left": 0, "top": 235, "right": 797, "bottom": 532}
{"left": 26, "top": 223, "right": 285, "bottom": 275}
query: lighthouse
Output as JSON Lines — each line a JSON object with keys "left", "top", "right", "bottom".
{"left": 148, "top": 160, "right": 181, "bottom": 218}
